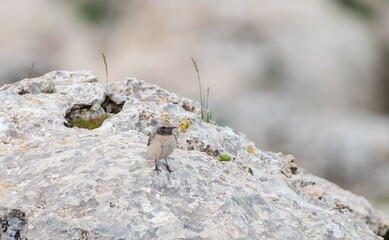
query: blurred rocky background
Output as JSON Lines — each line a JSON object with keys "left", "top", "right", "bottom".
{"left": 1, "top": 0, "right": 388, "bottom": 213}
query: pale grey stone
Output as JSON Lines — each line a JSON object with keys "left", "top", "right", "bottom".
{"left": 0, "top": 71, "right": 388, "bottom": 239}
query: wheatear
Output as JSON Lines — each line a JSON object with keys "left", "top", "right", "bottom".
{"left": 147, "top": 121, "right": 177, "bottom": 174}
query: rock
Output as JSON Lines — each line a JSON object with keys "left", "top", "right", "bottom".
{"left": 2, "top": 1, "right": 389, "bottom": 215}
{"left": 0, "top": 71, "right": 388, "bottom": 239}
{"left": 219, "top": 92, "right": 389, "bottom": 209}
{"left": 0, "top": 208, "right": 28, "bottom": 240}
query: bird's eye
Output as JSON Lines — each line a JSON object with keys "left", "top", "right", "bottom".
{"left": 161, "top": 126, "right": 166, "bottom": 129}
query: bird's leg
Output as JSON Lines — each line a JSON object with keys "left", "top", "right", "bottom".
{"left": 153, "top": 159, "right": 161, "bottom": 175}
{"left": 163, "top": 158, "right": 173, "bottom": 173}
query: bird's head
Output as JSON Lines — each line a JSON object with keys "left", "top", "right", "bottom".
{"left": 156, "top": 122, "right": 177, "bottom": 135}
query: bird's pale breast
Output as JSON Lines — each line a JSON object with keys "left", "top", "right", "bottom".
{"left": 147, "top": 134, "right": 176, "bottom": 160}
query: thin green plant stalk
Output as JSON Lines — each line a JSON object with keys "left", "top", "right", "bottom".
{"left": 28, "top": 62, "right": 35, "bottom": 81}
{"left": 102, "top": 52, "right": 109, "bottom": 90}
{"left": 205, "top": 87, "right": 210, "bottom": 113}
{"left": 191, "top": 57, "right": 204, "bottom": 120}
{"left": 203, "top": 87, "right": 211, "bottom": 122}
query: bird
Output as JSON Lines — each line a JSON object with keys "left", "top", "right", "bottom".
{"left": 147, "top": 121, "right": 177, "bottom": 174}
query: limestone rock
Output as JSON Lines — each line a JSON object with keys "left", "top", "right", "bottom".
{"left": 219, "top": 92, "right": 389, "bottom": 209}
{"left": 0, "top": 71, "right": 388, "bottom": 239}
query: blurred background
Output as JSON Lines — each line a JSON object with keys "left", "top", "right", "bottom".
{"left": 1, "top": 0, "right": 389, "bottom": 213}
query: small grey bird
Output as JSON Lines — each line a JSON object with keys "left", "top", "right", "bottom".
{"left": 147, "top": 121, "right": 177, "bottom": 174}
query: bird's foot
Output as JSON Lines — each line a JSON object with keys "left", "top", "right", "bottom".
{"left": 163, "top": 163, "right": 173, "bottom": 173}
{"left": 153, "top": 166, "right": 162, "bottom": 175}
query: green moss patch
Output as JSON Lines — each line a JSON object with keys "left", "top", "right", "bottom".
{"left": 219, "top": 154, "right": 232, "bottom": 162}
{"left": 68, "top": 113, "right": 109, "bottom": 130}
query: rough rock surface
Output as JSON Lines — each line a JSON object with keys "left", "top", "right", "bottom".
{"left": 219, "top": 92, "right": 389, "bottom": 209}
{"left": 0, "top": 71, "right": 388, "bottom": 239}
{"left": 1, "top": 1, "right": 389, "bottom": 211}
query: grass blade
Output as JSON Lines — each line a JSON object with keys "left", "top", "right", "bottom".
{"left": 28, "top": 62, "right": 35, "bottom": 81}
{"left": 102, "top": 52, "right": 109, "bottom": 90}
{"left": 191, "top": 57, "right": 203, "bottom": 120}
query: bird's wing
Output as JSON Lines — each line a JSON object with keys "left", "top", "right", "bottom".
{"left": 147, "top": 133, "right": 154, "bottom": 146}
